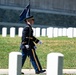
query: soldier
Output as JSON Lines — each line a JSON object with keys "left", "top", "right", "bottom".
{"left": 20, "top": 4, "right": 46, "bottom": 74}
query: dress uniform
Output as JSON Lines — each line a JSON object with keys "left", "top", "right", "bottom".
{"left": 19, "top": 4, "right": 46, "bottom": 74}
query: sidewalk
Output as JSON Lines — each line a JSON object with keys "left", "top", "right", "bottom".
{"left": 0, "top": 69, "right": 76, "bottom": 74}
{"left": 0, "top": 69, "right": 46, "bottom": 75}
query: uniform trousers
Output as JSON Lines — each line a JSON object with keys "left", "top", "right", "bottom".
{"left": 22, "top": 48, "right": 42, "bottom": 72}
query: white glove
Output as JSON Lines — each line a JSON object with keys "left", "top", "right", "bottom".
{"left": 38, "top": 40, "right": 42, "bottom": 44}
{"left": 25, "top": 45, "right": 29, "bottom": 49}
{"left": 34, "top": 46, "right": 37, "bottom": 50}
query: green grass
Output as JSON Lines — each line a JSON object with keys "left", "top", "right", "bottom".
{"left": 0, "top": 35, "right": 76, "bottom": 69}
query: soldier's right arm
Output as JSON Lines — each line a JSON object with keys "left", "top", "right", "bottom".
{"left": 22, "top": 27, "right": 29, "bottom": 43}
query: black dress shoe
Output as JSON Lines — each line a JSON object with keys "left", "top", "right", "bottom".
{"left": 40, "top": 70, "right": 46, "bottom": 73}
{"left": 35, "top": 71, "right": 40, "bottom": 74}
{"left": 21, "top": 72, "right": 24, "bottom": 74}
{"left": 35, "top": 70, "right": 46, "bottom": 74}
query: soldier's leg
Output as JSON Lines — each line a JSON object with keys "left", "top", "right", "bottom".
{"left": 22, "top": 49, "right": 27, "bottom": 67}
{"left": 29, "top": 49, "right": 42, "bottom": 72}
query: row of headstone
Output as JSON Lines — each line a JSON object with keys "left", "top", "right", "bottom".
{"left": 9, "top": 52, "right": 64, "bottom": 75}
{"left": 2, "top": 27, "right": 76, "bottom": 38}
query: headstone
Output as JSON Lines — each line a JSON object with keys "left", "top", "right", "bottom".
{"left": 58, "top": 28, "right": 63, "bottom": 36}
{"left": 10, "top": 27, "right": 15, "bottom": 37}
{"left": 41, "top": 28, "right": 46, "bottom": 36}
{"left": 73, "top": 28, "right": 76, "bottom": 37}
{"left": 18, "top": 27, "right": 23, "bottom": 37}
{"left": 62, "top": 28, "right": 67, "bottom": 36}
{"left": 53, "top": 28, "right": 58, "bottom": 37}
{"left": 47, "top": 52, "right": 64, "bottom": 75}
{"left": 2, "top": 27, "right": 7, "bottom": 37}
{"left": 35, "top": 27, "right": 40, "bottom": 37}
{"left": 47, "top": 27, "right": 53, "bottom": 38}
{"left": 32, "top": 27, "right": 36, "bottom": 36}
{"left": 9, "top": 52, "right": 22, "bottom": 75}
{"left": 67, "top": 27, "right": 73, "bottom": 38}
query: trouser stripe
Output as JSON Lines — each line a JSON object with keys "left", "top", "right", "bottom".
{"left": 32, "top": 49, "right": 40, "bottom": 71}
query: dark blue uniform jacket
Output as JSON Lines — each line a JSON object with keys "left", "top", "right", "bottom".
{"left": 21, "top": 25, "right": 39, "bottom": 49}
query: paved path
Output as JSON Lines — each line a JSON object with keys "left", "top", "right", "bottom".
{"left": 0, "top": 69, "right": 76, "bottom": 74}
{"left": 0, "top": 69, "right": 46, "bottom": 75}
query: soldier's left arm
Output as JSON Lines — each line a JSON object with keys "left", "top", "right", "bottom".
{"left": 32, "top": 36, "right": 39, "bottom": 44}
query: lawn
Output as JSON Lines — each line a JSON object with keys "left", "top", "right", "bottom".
{"left": 0, "top": 35, "right": 76, "bottom": 69}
